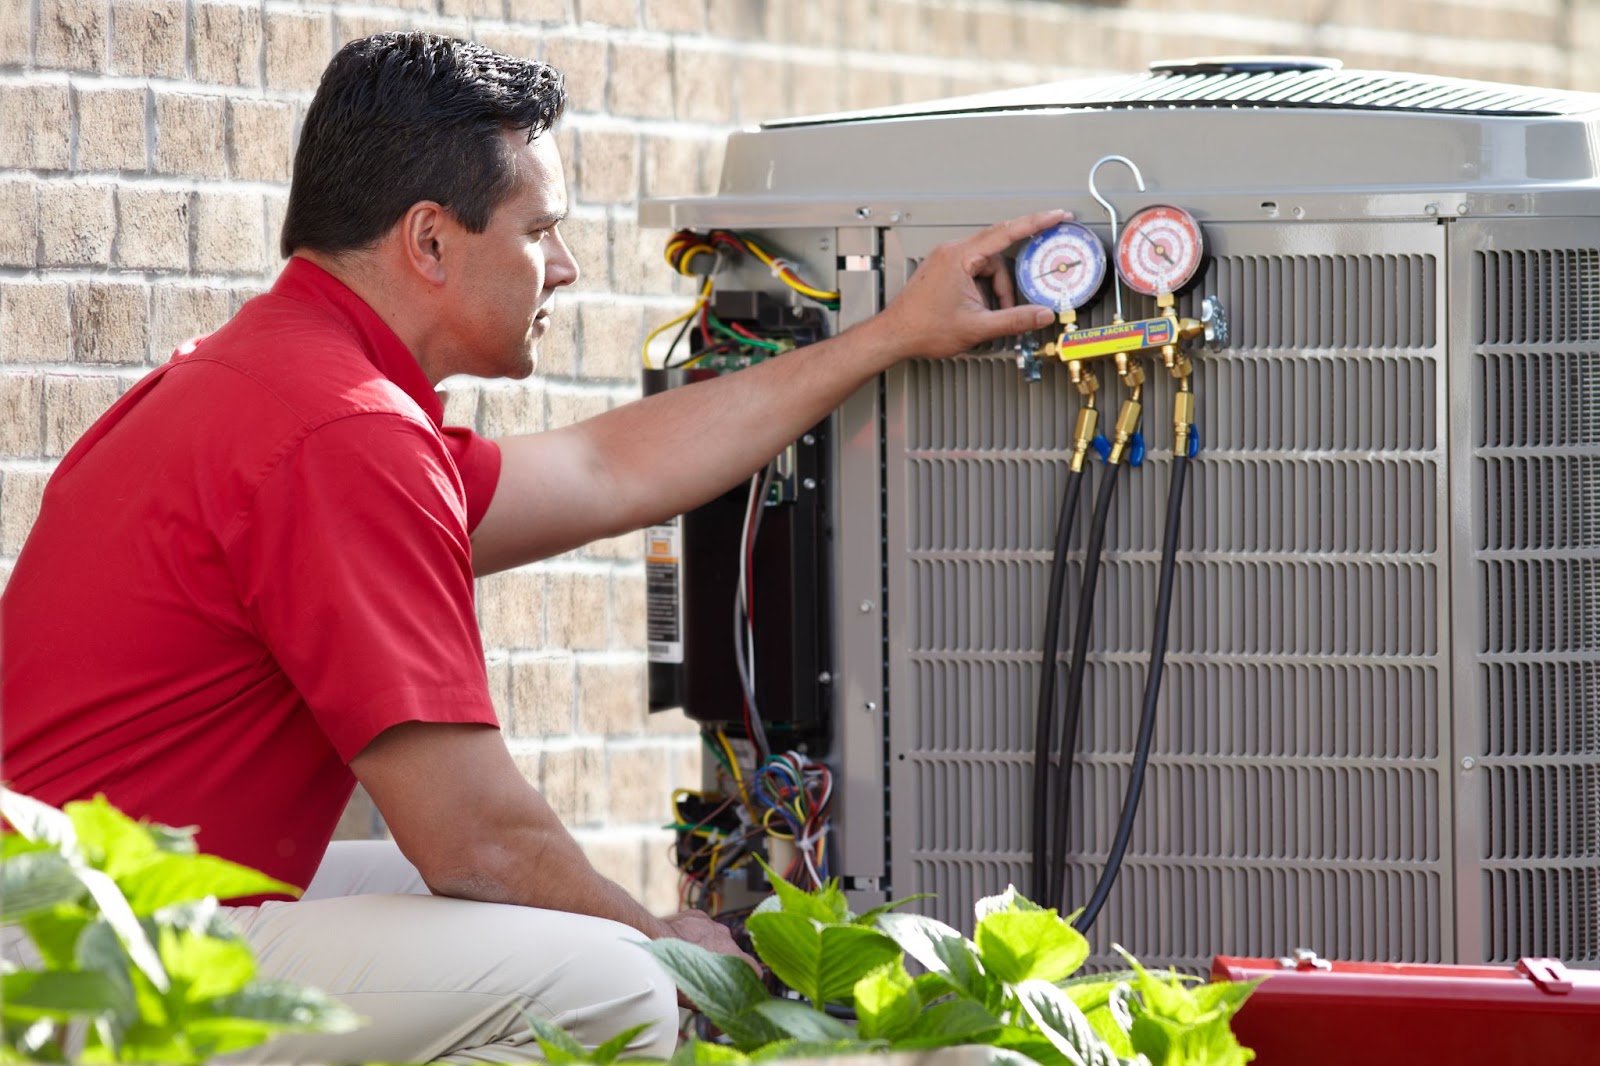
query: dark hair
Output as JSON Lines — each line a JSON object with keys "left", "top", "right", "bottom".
{"left": 280, "top": 33, "right": 566, "bottom": 258}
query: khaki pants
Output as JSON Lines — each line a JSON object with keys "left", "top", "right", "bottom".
{"left": 216, "top": 840, "right": 679, "bottom": 1065}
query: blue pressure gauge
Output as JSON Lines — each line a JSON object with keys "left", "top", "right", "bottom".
{"left": 1015, "top": 221, "right": 1108, "bottom": 313}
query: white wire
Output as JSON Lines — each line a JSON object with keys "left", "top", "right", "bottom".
{"left": 733, "top": 465, "right": 774, "bottom": 759}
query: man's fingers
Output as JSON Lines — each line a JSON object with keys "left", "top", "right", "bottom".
{"left": 963, "top": 209, "right": 1069, "bottom": 261}
{"left": 989, "top": 254, "right": 1018, "bottom": 309}
{"left": 982, "top": 304, "right": 1057, "bottom": 339}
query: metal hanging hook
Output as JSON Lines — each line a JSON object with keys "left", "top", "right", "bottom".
{"left": 1089, "top": 155, "right": 1146, "bottom": 320}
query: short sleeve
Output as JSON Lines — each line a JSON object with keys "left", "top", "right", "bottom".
{"left": 225, "top": 414, "right": 499, "bottom": 761}
{"left": 439, "top": 426, "right": 502, "bottom": 533}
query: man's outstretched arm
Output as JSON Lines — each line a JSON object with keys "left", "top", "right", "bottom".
{"left": 470, "top": 210, "right": 1064, "bottom": 575}
{"left": 351, "top": 720, "right": 742, "bottom": 956}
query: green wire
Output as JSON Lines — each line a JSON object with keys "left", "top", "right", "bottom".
{"left": 707, "top": 315, "right": 784, "bottom": 352}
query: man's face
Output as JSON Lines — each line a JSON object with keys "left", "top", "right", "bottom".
{"left": 443, "top": 129, "right": 577, "bottom": 380}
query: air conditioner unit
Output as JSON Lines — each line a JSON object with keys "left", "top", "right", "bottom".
{"left": 640, "top": 59, "right": 1600, "bottom": 972}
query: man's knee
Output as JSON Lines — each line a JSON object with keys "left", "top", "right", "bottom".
{"left": 534, "top": 915, "right": 679, "bottom": 1058}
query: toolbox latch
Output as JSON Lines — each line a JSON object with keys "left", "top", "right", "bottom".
{"left": 1516, "top": 957, "right": 1574, "bottom": 995}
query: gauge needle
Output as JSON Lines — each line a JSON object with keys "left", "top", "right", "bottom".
{"left": 1140, "top": 231, "right": 1175, "bottom": 265}
{"left": 1038, "top": 259, "right": 1082, "bottom": 280}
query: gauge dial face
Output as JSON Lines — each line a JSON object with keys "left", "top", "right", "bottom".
{"left": 1115, "top": 205, "right": 1204, "bottom": 296}
{"left": 1015, "top": 222, "right": 1108, "bottom": 313}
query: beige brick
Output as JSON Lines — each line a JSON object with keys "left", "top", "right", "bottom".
{"left": 672, "top": 47, "right": 733, "bottom": 124}
{"left": 645, "top": 0, "right": 703, "bottom": 33}
{"left": 583, "top": 528, "right": 640, "bottom": 562}
{"left": 485, "top": 657, "right": 512, "bottom": 727}
{"left": 476, "top": 28, "right": 542, "bottom": 62}
{"left": 606, "top": 747, "right": 671, "bottom": 823}
{"left": 0, "top": 85, "right": 72, "bottom": 170}
{"left": 881, "top": 0, "right": 927, "bottom": 54}
{"left": 35, "top": 0, "right": 108, "bottom": 71}
{"left": 507, "top": 0, "right": 568, "bottom": 20}
{"left": 0, "top": 182, "right": 38, "bottom": 268}
{"left": 609, "top": 42, "right": 674, "bottom": 119}
{"left": 611, "top": 570, "right": 646, "bottom": 648}
{"left": 577, "top": 0, "right": 636, "bottom": 28}
{"left": 110, "top": 0, "right": 183, "bottom": 76}
{"left": 609, "top": 216, "right": 674, "bottom": 297}
{"left": 334, "top": 13, "right": 403, "bottom": 47}
{"left": 642, "top": 134, "right": 704, "bottom": 199}
{"left": 441, "top": 0, "right": 502, "bottom": 17}
{"left": 509, "top": 654, "right": 576, "bottom": 737}
{"left": 734, "top": 55, "right": 791, "bottom": 125}
{"left": 558, "top": 214, "right": 607, "bottom": 289}
{"left": 576, "top": 658, "right": 644, "bottom": 734}
{"left": 844, "top": 66, "right": 897, "bottom": 113}
{"left": 645, "top": 705, "right": 700, "bottom": 738}
{"left": 437, "top": 381, "right": 479, "bottom": 428}
{"left": 38, "top": 184, "right": 115, "bottom": 268}
{"left": 0, "top": 374, "right": 45, "bottom": 456}
{"left": 192, "top": 2, "right": 261, "bottom": 87}
{"left": 227, "top": 98, "right": 293, "bottom": 183}
{"left": 332, "top": 785, "right": 384, "bottom": 841}
{"left": 575, "top": 127, "right": 638, "bottom": 204}
{"left": 640, "top": 827, "right": 679, "bottom": 913}
{"left": 70, "top": 283, "right": 148, "bottom": 365}
{"left": 899, "top": 71, "right": 945, "bottom": 107}
{"left": 265, "top": 191, "right": 288, "bottom": 266}
{"left": 193, "top": 190, "right": 265, "bottom": 274}
{"left": 577, "top": 301, "right": 642, "bottom": 381}
{"left": 0, "top": 0, "right": 30, "bottom": 65}
{"left": 545, "top": 385, "right": 608, "bottom": 429}
{"left": 264, "top": 10, "right": 331, "bottom": 92}
{"left": 478, "top": 382, "right": 545, "bottom": 437}
{"left": 544, "top": 34, "right": 607, "bottom": 112}
{"left": 151, "top": 285, "right": 229, "bottom": 359}
{"left": 114, "top": 186, "right": 187, "bottom": 270}
{"left": 537, "top": 744, "right": 603, "bottom": 825}
{"left": 551, "top": 125, "right": 577, "bottom": 198}
{"left": 927, "top": 4, "right": 972, "bottom": 58}
{"left": 790, "top": 59, "right": 844, "bottom": 115}
{"left": 546, "top": 570, "right": 608, "bottom": 650}
{"left": 477, "top": 568, "right": 545, "bottom": 648}
{"left": 44, "top": 373, "right": 120, "bottom": 456}
{"left": 511, "top": 750, "right": 540, "bottom": 787}
{"left": 1, "top": 284, "right": 71, "bottom": 364}
{"left": 228, "top": 284, "right": 269, "bottom": 315}
{"left": 534, "top": 300, "right": 577, "bottom": 377}
{"left": 154, "top": 93, "right": 225, "bottom": 177}
{"left": 576, "top": 834, "right": 644, "bottom": 896}
{"left": 0, "top": 468, "right": 51, "bottom": 556}
{"left": 77, "top": 87, "right": 148, "bottom": 172}
{"left": 704, "top": 0, "right": 763, "bottom": 39}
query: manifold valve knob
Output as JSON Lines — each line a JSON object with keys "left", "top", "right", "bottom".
{"left": 1201, "top": 296, "right": 1228, "bottom": 350}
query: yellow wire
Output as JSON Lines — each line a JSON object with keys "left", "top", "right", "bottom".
{"left": 743, "top": 239, "right": 841, "bottom": 302}
{"left": 640, "top": 277, "right": 714, "bottom": 369}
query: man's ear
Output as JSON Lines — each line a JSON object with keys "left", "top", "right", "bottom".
{"left": 399, "top": 201, "right": 450, "bottom": 285}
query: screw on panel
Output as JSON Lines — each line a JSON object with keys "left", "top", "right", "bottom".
{"left": 1457, "top": 203, "right": 1470, "bottom": 214}
{"left": 802, "top": 477, "right": 817, "bottom": 490}
{"left": 856, "top": 206, "right": 872, "bottom": 219}
{"left": 1425, "top": 203, "right": 1440, "bottom": 216}
{"left": 802, "top": 433, "right": 816, "bottom": 445}
{"left": 864, "top": 701, "right": 877, "bottom": 712}
{"left": 859, "top": 600, "right": 874, "bottom": 613}
{"left": 817, "top": 671, "right": 832, "bottom": 684}
{"left": 1461, "top": 757, "right": 1476, "bottom": 771}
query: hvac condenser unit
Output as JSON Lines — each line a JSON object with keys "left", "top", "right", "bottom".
{"left": 641, "top": 59, "right": 1600, "bottom": 972}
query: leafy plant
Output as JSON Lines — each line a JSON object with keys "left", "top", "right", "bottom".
{"left": 1, "top": 789, "right": 360, "bottom": 1064}
{"left": 628, "top": 869, "right": 1259, "bottom": 1066}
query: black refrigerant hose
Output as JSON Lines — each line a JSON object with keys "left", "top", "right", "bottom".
{"left": 1029, "top": 465, "right": 1088, "bottom": 904}
{"left": 1074, "top": 450, "right": 1189, "bottom": 933}
{"left": 1047, "top": 458, "right": 1124, "bottom": 911}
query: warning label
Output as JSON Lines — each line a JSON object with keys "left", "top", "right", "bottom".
{"left": 645, "top": 522, "right": 683, "bottom": 664}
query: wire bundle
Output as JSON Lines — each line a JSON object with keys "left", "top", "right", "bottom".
{"left": 752, "top": 752, "right": 833, "bottom": 889}
{"left": 642, "top": 230, "right": 840, "bottom": 369}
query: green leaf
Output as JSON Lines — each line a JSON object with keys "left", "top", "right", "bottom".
{"left": 745, "top": 913, "right": 902, "bottom": 1008}
{"left": 65, "top": 797, "right": 159, "bottom": 881}
{"left": 749, "top": 1040, "right": 876, "bottom": 1063}
{"left": 1, "top": 851, "right": 87, "bottom": 921}
{"left": 974, "top": 885, "right": 1047, "bottom": 920}
{"left": 1013, "top": 978, "right": 1120, "bottom": 1066}
{"left": 854, "top": 961, "right": 919, "bottom": 1042}
{"left": 200, "top": 979, "right": 361, "bottom": 1034}
{"left": 0, "top": 791, "right": 77, "bottom": 855}
{"left": 749, "top": 1001, "right": 856, "bottom": 1044}
{"left": 670, "top": 1038, "right": 751, "bottom": 1066}
{"left": 159, "top": 926, "right": 257, "bottom": 1002}
{"left": 1, "top": 971, "right": 128, "bottom": 1022}
{"left": 520, "top": 1009, "right": 591, "bottom": 1064}
{"left": 753, "top": 857, "right": 848, "bottom": 924}
{"left": 635, "top": 939, "right": 781, "bottom": 1052}
{"left": 589, "top": 1021, "right": 653, "bottom": 1065}
{"left": 852, "top": 894, "right": 935, "bottom": 928}
{"left": 895, "top": 998, "right": 1004, "bottom": 1049}
{"left": 73, "top": 867, "right": 166, "bottom": 993}
{"left": 18, "top": 909, "right": 92, "bottom": 971}
{"left": 875, "top": 912, "right": 991, "bottom": 1005}
{"left": 974, "top": 910, "right": 1089, "bottom": 985}
{"left": 118, "top": 854, "right": 300, "bottom": 915}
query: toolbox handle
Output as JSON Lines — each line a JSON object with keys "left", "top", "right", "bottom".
{"left": 1515, "top": 957, "right": 1574, "bottom": 995}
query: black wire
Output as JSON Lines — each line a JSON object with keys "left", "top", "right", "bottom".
{"left": 1048, "top": 457, "right": 1123, "bottom": 911}
{"left": 1076, "top": 453, "right": 1188, "bottom": 933}
{"left": 661, "top": 312, "right": 700, "bottom": 368}
{"left": 1030, "top": 465, "right": 1087, "bottom": 903}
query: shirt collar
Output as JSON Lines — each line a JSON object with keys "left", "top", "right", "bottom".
{"left": 270, "top": 257, "right": 443, "bottom": 426}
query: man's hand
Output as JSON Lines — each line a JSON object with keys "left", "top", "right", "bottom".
{"left": 865, "top": 209, "right": 1069, "bottom": 363}
{"left": 660, "top": 909, "right": 759, "bottom": 970}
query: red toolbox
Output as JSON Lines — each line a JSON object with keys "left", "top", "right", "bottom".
{"left": 1213, "top": 950, "right": 1600, "bottom": 1065}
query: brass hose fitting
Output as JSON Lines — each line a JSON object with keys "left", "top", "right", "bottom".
{"left": 1173, "top": 384, "right": 1195, "bottom": 457}
{"left": 1107, "top": 395, "right": 1143, "bottom": 466}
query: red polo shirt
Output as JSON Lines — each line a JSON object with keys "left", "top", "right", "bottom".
{"left": 0, "top": 258, "right": 503, "bottom": 892}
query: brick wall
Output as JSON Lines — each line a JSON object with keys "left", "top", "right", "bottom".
{"left": 2, "top": 0, "right": 1593, "bottom": 911}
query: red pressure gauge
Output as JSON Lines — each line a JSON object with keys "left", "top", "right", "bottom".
{"left": 1115, "top": 204, "right": 1204, "bottom": 296}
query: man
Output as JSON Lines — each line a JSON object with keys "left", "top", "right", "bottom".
{"left": 0, "top": 32, "right": 1063, "bottom": 1064}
